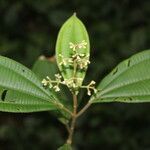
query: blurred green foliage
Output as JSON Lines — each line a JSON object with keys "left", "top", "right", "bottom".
{"left": 0, "top": 0, "right": 150, "bottom": 149}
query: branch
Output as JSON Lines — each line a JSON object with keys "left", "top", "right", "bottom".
{"left": 66, "top": 94, "right": 78, "bottom": 145}
{"left": 77, "top": 101, "right": 92, "bottom": 117}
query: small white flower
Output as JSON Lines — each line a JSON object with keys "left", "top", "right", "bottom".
{"left": 78, "top": 59, "right": 90, "bottom": 69}
{"left": 78, "top": 45, "right": 82, "bottom": 49}
{"left": 87, "top": 89, "right": 91, "bottom": 96}
{"left": 79, "top": 53, "right": 85, "bottom": 57}
{"left": 79, "top": 63, "right": 84, "bottom": 69}
{"left": 53, "top": 85, "right": 60, "bottom": 92}
{"left": 62, "top": 80, "right": 66, "bottom": 84}
{"left": 55, "top": 74, "right": 62, "bottom": 79}
{"left": 72, "top": 83, "right": 77, "bottom": 88}
{"left": 69, "top": 42, "right": 74, "bottom": 48}
{"left": 46, "top": 76, "right": 50, "bottom": 80}
{"left": 69, "top": 42, "right": 76, "bottom": 51}
{"left": 90, "top": 80, "right": 96, "bottom": 85}
{"left": 72, "top": 53, "right": 77, "bottom": 59}
{"left": 76, "top": 55, "right": 81, "bottom": 61}
{"left": 77, "top": 78, "right": 83, "bottom": 81}
{"left": 69, "top": 40, "right": 87, "bottom": 51}
{"left": 42, "top": 79, "right": 48, "bottom": 86}
{"left": 79, "top": 40, "right": 87, "bottom": 49}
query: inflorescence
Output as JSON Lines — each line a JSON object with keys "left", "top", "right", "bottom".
{"left": 42, "top": 40, "right": 97, "bottom": 96}
{"left": 59, "top": 40, "right": 90, "bottom": 70}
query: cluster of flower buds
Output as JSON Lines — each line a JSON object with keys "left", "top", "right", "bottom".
{"left": 81, "top": 80, "right": 97, "bottom": 96}
{"left": 42, "top": 74, "right": 63, "bottom": 92}
{"left": 58, "top": 54, "right": 73, "bottom": 66}
{"left": 58, "top": 40, "right": 90, "bottom": 70}
{"left": 42, "top": 40, "right": 97, "bottom": 96}
{"left": 42, "top": 74, "right": 97, "bottom": 95}
{"left": 63, "top": 77, "right": 83, "bottom": 94}
{"left": 75, "top": 54, "right": 90, "bottom": 69}
{"left": 42, "top": 75, "right": 97, "bottom": 95}
{"left": 69, "top": 40, "right": 87, "bottom": 51}
{"left": 42, "top": 75, "right": 84, "bottom": 94}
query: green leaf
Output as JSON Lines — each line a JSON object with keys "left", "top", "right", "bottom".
{"left": 32, "top": 55, "right": 59, "bottom": 80}
{"left": 56, "top": 13, "right": 90, "bottom": 87}
{"left": 91, "top": 50, "right": 150, "bottom": 103}
{"left": 0, "top": 55, "right": 66, "bottom": 112}
{"left": 32, "top": 56, "right": 72, "bottom": 123}
{"left": 58, "top": 144, "right": 72, "bottom": 150}
{"left": 32, "top": 55, "right": 72, "bottom": 101}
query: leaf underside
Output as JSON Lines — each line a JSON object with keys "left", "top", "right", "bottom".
{"left": 0, "top": 55, "right": 63, "bottom": 112}
{"left": 91, "top": 50, "right": 150, "bottom": 103}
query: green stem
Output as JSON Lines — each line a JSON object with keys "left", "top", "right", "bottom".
{"left": 77, "top": 101, "right": 92, "bottom": 117}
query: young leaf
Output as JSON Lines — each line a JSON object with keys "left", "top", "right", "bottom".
{"left": 58, "top": 144, "right": 72, "bottom": 150}
{"left": 0, "top": 55, "right": 68, "bottom": 113}
{"left": 56, "top": 13, "right": 90, "bottom": 90}
{"left": 32, "top": 56, "right": 72, "bottom": 123}
{"left": 91, "top": 50, "right": 150, "bottom": 103}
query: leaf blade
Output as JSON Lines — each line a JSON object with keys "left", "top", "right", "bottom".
{"left": 32, "top": 56, "right": 71, "bottom": 102}
{"left": 32, "top": 56, "right": 72, "bottom": 121}
{"left": 0, "top": 55, "right": 65, "bottom": 112}
{"left": 91, "top": 50, "right": 150, "bottom": 103}
{"left": 56, "top": 14, "right": 90, "bottom": 87}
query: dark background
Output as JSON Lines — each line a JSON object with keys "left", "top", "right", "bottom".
{"left": 0, "top": 0, "right": 150, "bottom": 149}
